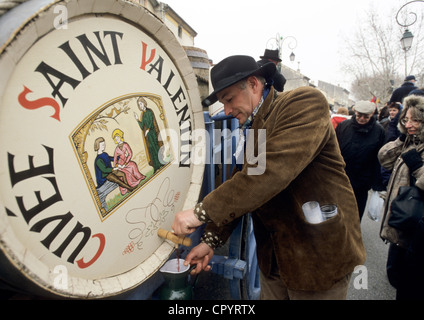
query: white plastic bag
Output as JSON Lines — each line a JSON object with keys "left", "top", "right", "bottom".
{"left": 367, "top": 191, "right": 384, "bottom": 222}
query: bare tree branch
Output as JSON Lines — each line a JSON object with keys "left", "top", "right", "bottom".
{"left": 341, "top": 5, "right": 424, "bottom": 102}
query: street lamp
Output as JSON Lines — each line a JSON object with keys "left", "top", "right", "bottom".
{"left": 400, "top": 28, "right": 414, "bottom": 51}
{"left": 396, "top": 1, "right": 423, "bottom": 77}
{"left": 400, "top": 28, "right": 414, "bottom": 77}
{"left": 266, "top": 33, "right": 298, "bottom": 71}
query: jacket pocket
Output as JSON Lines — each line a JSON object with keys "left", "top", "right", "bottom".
{"left": 302, "top": 212, "right": 345, "bottom": 243}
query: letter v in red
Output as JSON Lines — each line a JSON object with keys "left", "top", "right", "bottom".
{"left": 140, "top": 41, "right": 156, "bottom": 70}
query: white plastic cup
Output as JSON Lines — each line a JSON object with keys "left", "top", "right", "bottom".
{"left": 321, "top": 205, "right": 338, "bottom": 220}
{"left": 302, "top": 201, "right": 324, "bottom": 224}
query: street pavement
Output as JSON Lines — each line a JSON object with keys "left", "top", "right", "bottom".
{"left": 347, "top": 191, "right": 395, "bottom": 300}
{"left": 193, "top": 209, "right": 396, "bottom": 300}
{"left": 347, "top": 210, "right": 396, "bottom": 300}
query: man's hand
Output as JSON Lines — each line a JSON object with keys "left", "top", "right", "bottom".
{"left": 172, "top": 209, "right": 203, "bottom": 235}
{"left": 184, "top": 243, "right": 214, "bottom": 275}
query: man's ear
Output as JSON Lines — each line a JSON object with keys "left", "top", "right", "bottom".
{"left": 246, "top": 76, "right": 256, "bottom": 88}
{"left": 247, "top": 76, "right": 261, "bottom": 91}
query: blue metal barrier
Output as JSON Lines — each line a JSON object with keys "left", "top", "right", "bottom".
{"left": 202, "top": 111, "right": 260, "bottom": 300}
{"left": 202, "top": 111, "right": 238, "bottom": 196}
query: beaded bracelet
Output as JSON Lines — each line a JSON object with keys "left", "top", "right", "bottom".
{"left": 194, "top": 203, "right": 224, "bottom": 249}
{"left": 201, "top": 231, "right": 225, "bottom": 249}
{"left": 193, "top": 202, "right": 212, "bottom": 224}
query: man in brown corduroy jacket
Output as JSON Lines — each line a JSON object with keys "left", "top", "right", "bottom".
{"left": 172, "top": 55, "right": 365, "bottom": 300}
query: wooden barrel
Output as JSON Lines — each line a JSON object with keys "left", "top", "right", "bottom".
{"left": 0, "top": 0, "right": 204, "bottom": 299}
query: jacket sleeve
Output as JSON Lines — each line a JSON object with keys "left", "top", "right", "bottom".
{"left": 378, "top": 138, "right": 404, "bottom": 171}
{"left": 416, "top": 166, "right": 424, "bottom": 191}
{"left": 378, "top": 138, "right": 424, "bottom": 192}
{"left": 201, "top": 87, "right": 332, "bottom": 228}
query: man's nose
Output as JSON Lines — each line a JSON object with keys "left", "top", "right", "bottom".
{"left": 223, "top": 104, "right": 232, "bottom": 116}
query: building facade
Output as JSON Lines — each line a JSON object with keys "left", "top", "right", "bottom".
{"left": 135, "top": 0, "right": 210, "bottom": 102}
{"left": 317, "top": 80, "right": 351, "bottom": 112}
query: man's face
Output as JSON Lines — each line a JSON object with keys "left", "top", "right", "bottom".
{"left": 216, "top": 77, "right": 260, "bottom": 125}
{"left": 355, "top": 112, "right": 372, "bottom": 125}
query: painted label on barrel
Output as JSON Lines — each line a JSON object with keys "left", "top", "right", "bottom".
{"left": 0, "top": 9, "right": 200, "bottom": 296}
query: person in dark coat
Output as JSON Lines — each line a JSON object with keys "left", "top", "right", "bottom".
{"left": 257, "top": 49, "right": 286, "bottom": 92}
{"left": 409, "top": 87, "right": 424, "bottom": 97}
{"left": 389, "top": 75, "right": 418, "bottom": 104}
{"left": 336, "top": 101, "right": 386, "bottom": 220}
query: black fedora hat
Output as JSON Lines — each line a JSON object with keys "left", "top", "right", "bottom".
{"left": 260, "top": 49, "right": 282, "bottom": 62}
{"left": 202, "top": 55, "right": 276, "bottom": 107}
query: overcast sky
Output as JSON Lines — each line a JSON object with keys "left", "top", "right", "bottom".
{"left": 162, "top": 0, "right": 411, "bottom": 89}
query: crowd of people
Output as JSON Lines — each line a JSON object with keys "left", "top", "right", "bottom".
{"left": 333, "top": 75, "right": 424, "bottom": 300}
{"left": 171, "top": 53, "right": 424, "bottom": 300}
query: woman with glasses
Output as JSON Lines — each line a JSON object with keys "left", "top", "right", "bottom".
{"left": 335, "top": 101, "right": 386, "bottom": 221}
{"left": 378, "top": 94, "right": 424, "bottom": 300}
